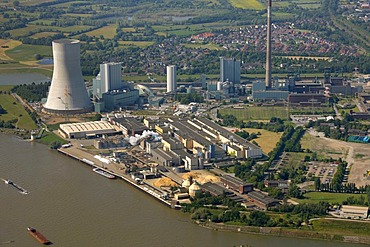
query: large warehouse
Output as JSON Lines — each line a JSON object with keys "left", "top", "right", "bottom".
{"left": 59, "top": 121, "right": 120, "bottom": 139}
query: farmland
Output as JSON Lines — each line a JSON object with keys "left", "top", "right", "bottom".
{"left": 229, "top": 0, "right": 264, "bottom": 10}
{"left": 85, "top": 25, "right": 117, "bottom": 39}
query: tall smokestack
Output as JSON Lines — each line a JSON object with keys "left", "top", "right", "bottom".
{"left": 265, "top": 0, "right": 272, "bottom": 88}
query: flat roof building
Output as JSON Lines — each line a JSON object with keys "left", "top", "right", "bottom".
{"left": 59, "top": 121, "right": 119, "bottom": 139}
{"left": 340, "top": 205, "right": 369, "bottom": 219}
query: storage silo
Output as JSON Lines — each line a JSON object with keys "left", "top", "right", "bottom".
{"left": 43, "top": 39, "right": 92, "bottom": 114}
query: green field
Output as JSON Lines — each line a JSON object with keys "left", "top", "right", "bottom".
{"left": 7, "top": 25, "right": 42, "bottom": 37}
{"left": 6, "top": 44, "right": 52, "bottom": 62}
{"left": 30, "top": 32, "right": 59, "bottom": 38}
{"left": 0, "top": 94, "right": 37, "bottom": 130}
{"left": 312, "top": 219, "right": 370, "bottom": 236}
{"left": 85, "top": 25, "right": 117, "bottom": 39}
{"left": 38, "top": 131, "right": 68, "bottom": 146}
{"left": 296, "top": 192, "right": 366, "bottom": 204}
{"left": 219, "top": 106, "right": 288, "bottom": 121}
{"left": 229, "top": 0, "right": 264, "bottom": 10}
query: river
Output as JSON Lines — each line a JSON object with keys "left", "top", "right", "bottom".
{"left": 0, "top": 134, "right": 366, "bottom": 247}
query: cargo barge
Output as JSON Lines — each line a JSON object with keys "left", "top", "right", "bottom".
{"left": 27, "top": 227, "right": 51, "bottom": 245}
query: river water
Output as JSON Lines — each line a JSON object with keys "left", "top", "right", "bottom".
{"left": 0, "top": 134, "right": 366, "bottom": 247}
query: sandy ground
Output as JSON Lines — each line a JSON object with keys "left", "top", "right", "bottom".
{"left": 304, "top": 130, "right": 370, "bottom": 187}
{"left": 181, "top": 170, "right": 220, "bottom": 184}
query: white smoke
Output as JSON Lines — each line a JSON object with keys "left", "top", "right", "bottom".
{"left": 125, "top": 130, "right": 158, "bottom": 146}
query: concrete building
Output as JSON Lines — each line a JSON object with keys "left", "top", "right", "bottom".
{"left": 167, "top": 65, "right": 177, "bottom": 93}
{"left": 59, "top": 121, "right": 118, "bottom": 139}
{"left": 251, "top": 81, "right": 289, "bottom": 101}
{"left": 93, "top": 62, "right": 123, "bottom": 98}
{"left": 92, "top": 63, "right": 139, "bottom": 112}
{"left": 102, "top": 89, "right": 139, "bottom": 111}
{"left": 220, "top": 57, "right": 240, "bottom": 84}
{"left": 44, "top": 39, "right": 92, "bottom": 114}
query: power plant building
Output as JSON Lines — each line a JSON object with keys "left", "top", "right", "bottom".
{"left": 220, "top": 57, "right": 240, "bottom": 84}
{"left": 43, "top": 39, "right": 92, "bottom": 114}
{"left": 92, "top": 62, "right": 139, "bottom": 112}
{"left": 93, "top": 62, "right": 123, "bottom": 98}
{"left": 167, "top": 65, "right": 177, "bottom": 93}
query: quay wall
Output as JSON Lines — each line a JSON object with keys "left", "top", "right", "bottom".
{"left": 57, "top": 148, "right": 179, "bottom": 209}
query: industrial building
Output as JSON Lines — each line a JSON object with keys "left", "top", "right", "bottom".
{"left": 43, "top": 39, "right": 92, "bottom": 114}
{"left": 340, "top": 205, "right": 369, "bottom": 219}
{"left": 220, "top": 57, "right": 240, "bottom": 84}
{"left": 101, "top": 89, "right": 139, "bottom": 111}
{"left": 201, "top": 182, "right": 245, "bottom": 202}
{"left": 92, "top": 62, "right": 139, "bottom": 112}
{"left": 167, "top": 65, "right": 177, "bottom": 93}
{"left": 246, "top": 191, "right": 279, "bottom": 210}
{"left": 110, "top": 117, "right": 147, "bottom": 136}
{"left": 59, "top": 121, "right": 119, "bottom": 139}
{"left": 192, "top": 117, "right": 263, "bottom": 159}
{"left": 220, "top": 175, "right": 253, "bottom": 194}
{"left": 93, "top": 62, "right": 124, "bottom": 98}
{"left": 288, "top": 93, "right": 327, "bottom": 106}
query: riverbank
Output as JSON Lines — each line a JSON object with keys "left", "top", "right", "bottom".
{"left": 196, "top": 221, "right": 370, "bottom": 245}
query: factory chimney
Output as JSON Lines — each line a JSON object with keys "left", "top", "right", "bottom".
{"left": 265, "top": 0, "right": 272, "bottom": 88}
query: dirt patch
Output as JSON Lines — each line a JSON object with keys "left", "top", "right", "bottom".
{"left": 153, "top": 177, "right": 178, "bottom": 188}
{"left": 182, "top": 171, "right": 220, "bottom": 184}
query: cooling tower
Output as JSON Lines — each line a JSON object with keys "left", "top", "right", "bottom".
{"left": 43, "top": 39, "right": 92, "bottom": 114}
{"left": 265, "top": 0, "right": 272, "bottom": 88}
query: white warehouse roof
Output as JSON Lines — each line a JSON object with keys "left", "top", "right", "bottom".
{"left": 59, "top": 121, "right": 119, "bottom": 138}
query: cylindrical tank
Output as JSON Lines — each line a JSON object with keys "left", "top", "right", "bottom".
{"left": 43, "top": 39, "right": 92, "bottom": 114}
{"left": 166, "top": 65, "right": 176, "bottom": 93}
{"left": 189, "top": 181, "right": 202, "bottom": 197}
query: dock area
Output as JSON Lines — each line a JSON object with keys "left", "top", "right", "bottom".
{"left": 57, "top": 147, "right": 180, "bottom": 209}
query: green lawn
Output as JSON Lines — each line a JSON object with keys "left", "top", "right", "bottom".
{"left": 0, "top": 94, "right": 37, "bottom": 129}
{"left": 296, "top": 192, "right": 366, "bottom": 204}
{"left": 38, "top": 131, "right": 68, "bottom": 146}
{"left": 312, "top": 219, "right": 370, "bottom": 236}
{"left": 6, "top": 44, "right": 52, "bottom": 62}
{"left": 219, "top": 106, "right": 288, "bottom": 121}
